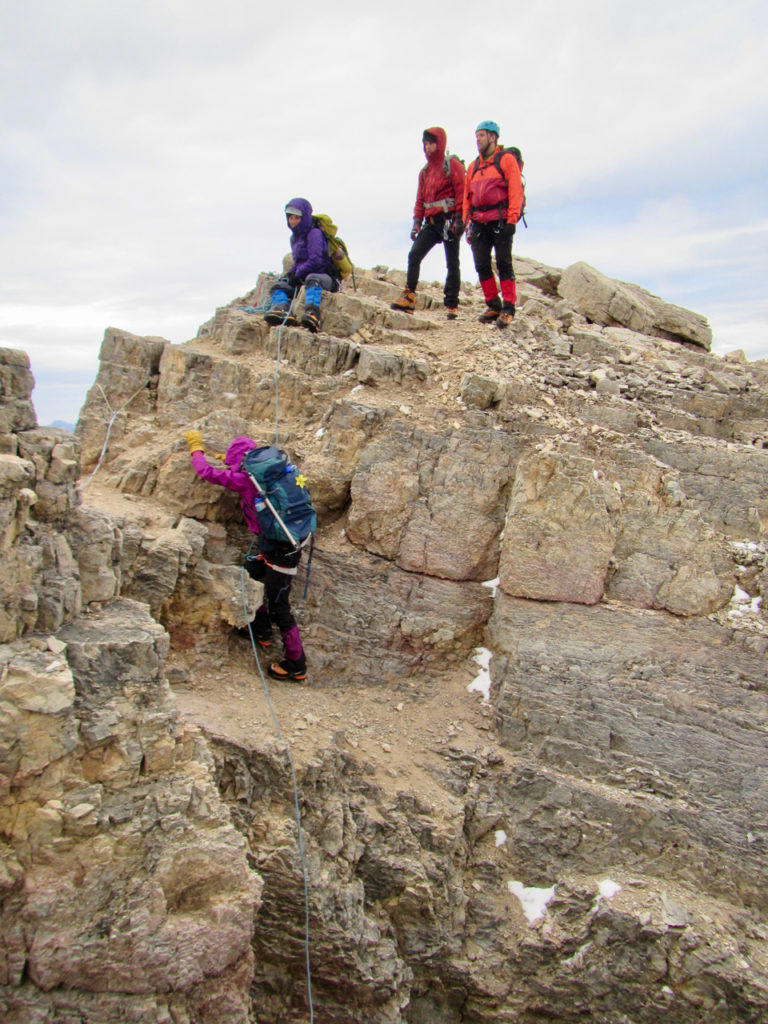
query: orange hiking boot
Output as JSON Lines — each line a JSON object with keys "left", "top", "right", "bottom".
{"left": 497, "top": 308, "right": 515, "bottom": 329}
{"left": 267, "top": 657, "right": 308, "bottom": 682}
{"left": 478, "top": 298, "right": 502, "bottom": 324}
{"left": 391, "top": 288, "right": 416, "bottom": 313}
{"left": 301, "top": 306, "right": 321, "bottom": 333}
{"left": 264, "top": 305, "right": 297, "bottom": 327}
{"left": 446, "top": 307, "right": 458, "bottom": 320}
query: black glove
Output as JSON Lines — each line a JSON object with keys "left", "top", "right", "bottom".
{"left": 451, "top": 217, "right": 464, "bottom": 238}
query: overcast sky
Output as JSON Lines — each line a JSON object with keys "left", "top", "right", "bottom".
{"left": 2, "top": 0, "right": 767, "bottom": 426}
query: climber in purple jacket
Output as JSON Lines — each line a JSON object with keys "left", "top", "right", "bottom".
{"left": 184, "top": 430, "right": 308, "bottom": 681}
{"left": 264, "top": 197, "right": 340, "bottom": 333}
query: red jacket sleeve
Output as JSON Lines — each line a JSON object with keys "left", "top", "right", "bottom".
{"left": 412, "top": 168, "right": 426, "bottom": 222}
{"left": 450, "top": 158, "right": 466, "bottom": 218}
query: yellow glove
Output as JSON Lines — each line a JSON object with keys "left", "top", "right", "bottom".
{"left": 184, "top": 429, "right": 204, "bottom": 454}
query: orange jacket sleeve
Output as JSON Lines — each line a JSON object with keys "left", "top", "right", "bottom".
{"left": 499, "top": 151, "right": 524, "bottom": 224}
{"left": 461, "top": 159, "right": 474, "bottom": 224}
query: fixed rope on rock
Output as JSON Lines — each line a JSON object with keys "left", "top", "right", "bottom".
{"left": 79, "top": 380, "right": 150, "bottom": 489}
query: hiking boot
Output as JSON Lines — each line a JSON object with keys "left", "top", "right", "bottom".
{"left": 301, "top": 305, "right": 321, "bottom": 333}
{"left": 390, "top": 288, "right": 416, "bottom": 313}
{"left": 478, "top": 304, "right": 501, "bottom": 324}
{"left": 235, "top": 623, "right": 272, "bottom": 647}
{"left": 497, "top": 308, "right": 515, "bottom": 329}
{"left": 264, "top": 305, "right": 297, "bottom": 327}
{"left": 446, "top": 307, "right": 458, "bottom": 320}
{"left": 267, "top": 657, "right": 308, "bottom": 682}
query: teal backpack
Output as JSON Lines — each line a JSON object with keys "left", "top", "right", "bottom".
{"left": 241, "top": 446, "right": 316, "bottom": 549}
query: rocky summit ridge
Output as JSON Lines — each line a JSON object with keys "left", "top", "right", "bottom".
{"left": 1, "top": 254, "right": 767, "bottom": 1023}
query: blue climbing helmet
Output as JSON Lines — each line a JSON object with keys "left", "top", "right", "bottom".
{"left": 476, "top": 120, "right": 500, "bottom": 136}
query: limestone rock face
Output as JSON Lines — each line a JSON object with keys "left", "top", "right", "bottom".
{"left": 1, "top": 601, "right": 261, "bottom": 1022}
{"left": 487, "top": 593, "right": 768, "bottom": 903}
{"left": 3, "top": 258, "right": 768, "bottom": 1023}
{"left": 346, "top": 423, "right": 518, "bottom": 581}
{"left": 0, "top": 347, "right": 37, "bottom": 437}
{"left": 500, "top": 441, "right": 735, "bottom": 614}
{"left": 500, "top": 446, "right": 616, "bottom": 604}
{"left": 558, "top": 261, "right": 713, "bottom": 349}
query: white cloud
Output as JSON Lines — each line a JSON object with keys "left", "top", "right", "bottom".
{"left": 3, "top": 0, "right": 768, "bottom": 425}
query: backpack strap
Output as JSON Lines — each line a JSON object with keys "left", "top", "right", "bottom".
{"left": 468, "top": 153, "right": 508, "bottom": 224}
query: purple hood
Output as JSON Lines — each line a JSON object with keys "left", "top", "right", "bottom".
{"left": 225, "top": 436, "right": 257, "bottom": 470}
{"left": 285, "top": 197, "right": 314, "bottom": 235}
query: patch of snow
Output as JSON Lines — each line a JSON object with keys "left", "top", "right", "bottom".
{"left": 495, "top": 829, "right": 508, "bottom": 847}
{"left": 315, "top": 427, "right": 325, "bottom": 438}
{"left": 599, "top": 878, "right": 621, "bottom": 900}
{"left": 468, "top": 647, "right": 492, "bottom": 703}
{"left": 732, "top": 540, "right": 760, "bottom": 555}
{"left": 482, "top": 577, "right": 499, "bottom": 596}
{"left": 727, "top": 584, "right": 762, "bottom": 619}
{"left": 508, "top": 880, "right": 556, "bottom": 924}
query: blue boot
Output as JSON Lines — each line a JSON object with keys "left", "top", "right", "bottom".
{"left": 264, "top": 289, "right": 297, "bottom": 326}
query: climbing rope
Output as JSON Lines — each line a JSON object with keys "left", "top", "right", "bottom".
{"left": 78, "top": 380, "right": 150, "bottom": 489}
{"left": 270, "top": 299, "right": 298, "bottom": 448}
{"left": 236, "top": 280, "right": 314, "bottom": 1017}
{"left": 240, "top": 547, "right": 315, "bottom": 1023}
{"left": 239, "top": 275, "right": 302, "bottom": 449}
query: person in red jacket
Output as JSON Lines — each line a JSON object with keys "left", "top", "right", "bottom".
{"left": 391, "top": 127, "right": 465, "bottom": 319}
{"left": 462, "top": 120, "right": 524, "bottom": 329}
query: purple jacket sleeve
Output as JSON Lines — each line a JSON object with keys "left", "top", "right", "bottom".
{"left": 189, "top": 451, "right": 262, "bottom": 534}
{"left": 293, "top": 227, "right": 329, "bottom": 279}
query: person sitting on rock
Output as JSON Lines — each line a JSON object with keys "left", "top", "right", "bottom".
{"left": 390, "top": 127, "right": 465, "bottom": 320}
{"left": 264, "top": 198, "right": 340, "bottom": 333}
{"left": 183, "top": 430, "right": 308, "bottom": 682}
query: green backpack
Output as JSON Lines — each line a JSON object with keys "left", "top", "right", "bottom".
{"left": 313, "top": 213, "right": 354, "bottom": 280}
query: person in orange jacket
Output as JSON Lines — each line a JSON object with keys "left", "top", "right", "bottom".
{"left": 391, "top": 127, "right": 466, "bottom": 320}
{"left": 462, "top": 120, "right": 524, "bottom": 329}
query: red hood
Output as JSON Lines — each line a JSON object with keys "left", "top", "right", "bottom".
{"left": 425, "top": 126, "right": 447, "bottom": 165}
